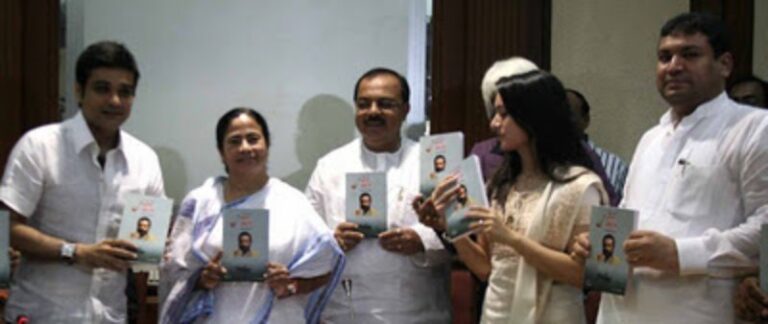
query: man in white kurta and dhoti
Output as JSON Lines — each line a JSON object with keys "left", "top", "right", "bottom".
{"left": 573, "top": 13, "right": 768, "bottom": 324}
{"left": 306, "top": 68, "right": 451, "bottom": 323}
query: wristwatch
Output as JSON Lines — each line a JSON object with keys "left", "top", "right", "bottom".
{"left": 60, "top": 242, "right": 77, "bottom": 264}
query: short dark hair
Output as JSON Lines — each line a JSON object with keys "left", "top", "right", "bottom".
{"left": 215, "top": 107, "right": 271, "bottom": 153}
{"left": 76, "top": 41, "right": 140, "bottom": 88}
{"left": 138, "top": 217, "right": 151, "bottom": 226}
{"left": 602, "top": 234, "right": 615, "bottom": 243}
{"left": 565, "top": 89, "right": 591, "bottom": 118}
{"left": 729, "top": 75, "right": 768, "bottom": 97}
{"left": 353, "top": 67, "right": 410, "bottom": 104}
{"left": 434, "top": 155, "right": 446, "bottom": 163}
{"left": 359, "top": 192, "right": 371, "bottom": 200}
{"left": 660, "top": 12, "right": 730, "bottom": 58}
{"left": 238, "top": 231, "right": 252, "bottom": 241}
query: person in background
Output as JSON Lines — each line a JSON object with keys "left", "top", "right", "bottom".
{"left": 728, "top": 74, "right": 768, "bottom": 108}
{"left": 472, "top": 59, "right": 618, "bottom": 206}
{"left": 566, "top": 89, "right": 629, "bottom": 200}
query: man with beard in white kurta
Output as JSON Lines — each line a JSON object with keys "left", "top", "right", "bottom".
{"left": 306, "top": 68, "right": 451, "bottom": 323}
{"left": 572, "top": 12, "right": 768, "bottom": 324}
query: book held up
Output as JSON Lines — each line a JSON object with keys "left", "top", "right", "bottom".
{"left": 583, "top": 205, "right": 637, "bottom": 295}
{"left": 346, "top": 172, "right": 388, "bottom": 237}
{"left": 118, "top": 194, "right": 173, "bottom": 264}
{"left": 443, "top": 155, "right": 489, "bottom": 241}
{"left": 222, "top": 208, "right": 269, "bottom": 282}
{"left": 419, "top": 132, "right": 464, "bottom": 197}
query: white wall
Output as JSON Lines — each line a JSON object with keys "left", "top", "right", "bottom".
{"left": 64, "top": 0, "right": 425, "bottom": 202}
{"left": 552, "top": 0, "right": 688, "bottom": 162}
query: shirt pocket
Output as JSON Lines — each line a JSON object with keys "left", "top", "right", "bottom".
{"left": 665, "top": 154, "right": 734, "bottom": 223}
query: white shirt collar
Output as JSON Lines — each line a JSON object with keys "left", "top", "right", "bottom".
{"left": 67, "top": 111, "right": 129, "bottom": 167}
{"left": 359, "top": 139, "right": 407, "bottom": 172}
{"left": 659, "top": 91, "right": 727, "bottom": 128}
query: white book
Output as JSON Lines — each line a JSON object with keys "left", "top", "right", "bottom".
{"left": 444, "top": 155, "right": 489, "bottom": 241}
{"left": 118, "top": 194, "right": 173, "bottom": 264}
{"left": 419, "top": 132, "right": 464, "bottom": 197}
{"left": 346, "top": 172, "right": 388, "bottom": 237}
{"left": 221, "top": 208, "right": 269, "bottom": 282}
{"left": 583, "top": 206, "right": 637, "bottom": 295}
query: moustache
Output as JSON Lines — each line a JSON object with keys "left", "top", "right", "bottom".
{"left": 364, "top": 117, "right": 386, "bottom": 126}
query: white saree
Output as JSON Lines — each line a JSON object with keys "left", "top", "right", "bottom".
{"left": 160, "top": 177, "right": 344, "bottom": 324}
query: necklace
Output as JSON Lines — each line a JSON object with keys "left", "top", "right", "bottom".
{"left": 504, "top": 176, "right": 547, "bottom": 227}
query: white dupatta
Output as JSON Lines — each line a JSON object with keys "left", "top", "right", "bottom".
{"left": 505, "top": 167, "right": 607, "bottom": 324}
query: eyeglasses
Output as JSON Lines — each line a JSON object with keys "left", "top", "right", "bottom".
{"left": 355, "top": 98, "right": 402, "bottom": 110}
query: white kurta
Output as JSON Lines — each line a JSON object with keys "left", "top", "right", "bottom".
{"left": 306, "top": 138, "right": 451, "bottom": 323}
{"left": 0, "top": 112, "right": 165, "bottom": 324}
{"left": 161, "top": 177, "right": 341, "bottom": 323}
{"left": 599, "top": 93, "right": 768, "bottom": 323}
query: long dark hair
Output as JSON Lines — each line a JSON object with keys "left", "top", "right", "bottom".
{"left": 487, "top": 70, "right": 592, "bottom": 206}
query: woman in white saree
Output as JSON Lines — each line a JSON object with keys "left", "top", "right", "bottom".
{"left": 160, "top": 108, "right": 345, "bottom": 323}
{"left": 418, "top": 69, "right": 608, "bottom": 323}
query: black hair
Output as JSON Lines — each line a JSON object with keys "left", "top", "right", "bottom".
{"left": 487, "top": 70, "right": 593, "bottom": 207}
{"left": 434, "top": 155, "right": 446, "bottom": 163}
{"left": 138, "top": 217, "right": 151, "bottom": 225}
{"left": 359, "top": 192, "right": 371, "bottom": 200}
{"left": 353, "top": 67, "right": 410, "bottom": 104}
{"left": 215, "top": 107, "right": 271, "bottom": 153}
{"left": 728, "top": 75, "right": 768, "bottom": 98}
{"left": 602, "top": 234, "right": 615, "bottom": 243}
{"left": 565, "top": 89, "right": 591, "bottom": 118}
{"left": 238, "top": 231, "right": 252, "bottom": 240}
{"left": 76, "top": 41, "right": 140, "bottom": 88}
{"left": 660, "top": 12, "right": 730, "bottom": 58}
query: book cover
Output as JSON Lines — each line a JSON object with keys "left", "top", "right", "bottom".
{"left": 419, "top": 132, "right": 464, "bottom": 197}
{"left": 761, "top": 224, "right": 768, "bottom": 292}
{"left": 0, "top": 210, "right": 9, "bottom": 288}
{"left": 346, "top": 172, "right": 387, "bottom": 237}
{"left": 222, "top": 209, "right": 269, "bottom": 282}
{"left": 118, "top": 194, "right": 173, "bottom": 264}
{"left": 583, "top": 206, "right": 637, "bottom": 295}
{"left": 444, "top": 155, "right": 489, "bottom": 241}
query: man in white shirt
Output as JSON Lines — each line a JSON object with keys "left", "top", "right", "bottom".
{"left": 0, "top": 41, "right": 165, "bottom": 323}
{"left": 573, "top": 12, "right": 768, "bottom": 323}
{"left": 306, "top": 68, "right": 450, "bottom": 323}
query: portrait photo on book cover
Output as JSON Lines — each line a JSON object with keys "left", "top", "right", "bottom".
{"left": 129, "top": 216, "right": 157, "bottom": 241}
{"left": 455, "top": 184, "right": 474, "bottom": 209}
{"left": 354, "top": 192, "right": 378, "bottom": 216}
{"left": 233, "top": 231, "right": 259, "bottom": 258}
{"left": 232, "top": 232, "right": 259, "bottom": 258}
{"left": 595, "top": 233, "right": 621, "bottom": 265}
{"left": 430, "top": 154, "right": 447, "bottom": 180}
